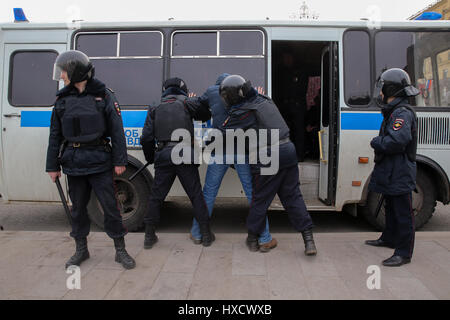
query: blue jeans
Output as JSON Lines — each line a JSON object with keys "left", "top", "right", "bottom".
{"left": 191, "top": 155, "right": 272, "bottom": 244}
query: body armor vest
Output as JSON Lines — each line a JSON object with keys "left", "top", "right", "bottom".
{"left": 56, "top": 94, "right": 106, "bottom": 143}
{"left": 241, "top": 96, "right": 290, "bottom": 144}
{"left": 154, "top": 95, "right": 194, "bottom": 142}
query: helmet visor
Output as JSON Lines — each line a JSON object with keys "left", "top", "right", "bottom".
{"left": 52, "top": 63, "right": 63, "bottom": 81}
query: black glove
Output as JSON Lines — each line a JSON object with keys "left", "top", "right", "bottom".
{"left": 142, "top": 143, "right": 155, "bottom": 164}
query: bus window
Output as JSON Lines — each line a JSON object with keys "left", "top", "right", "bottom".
{"left": 437, "top": 49, "right": 450, "bottom": 107}
{"left": 172, "top": 32, "right": 217, "bottom": 56}
{"left": 9, "top": 51, "right": 58, "bottom": 107}
{"left": 375, "top": 31, "right": 450, "bottom": 107}
{"left": 170, "top": 30, "right": 265, "bottom": 97}
{"left": 74, "top": 31, "right": 163, "bottom": 107}
{"left": 119, "top": 32, "right": 162, "bottom": 57}
{"left": 76, "top": 33, "right": 117, "bottom": 57}
{"left": 220, "top": 30, "right": 264, "bottom": 56}
{"left": 343, "top": 30, "right": 371, "bottom": 106}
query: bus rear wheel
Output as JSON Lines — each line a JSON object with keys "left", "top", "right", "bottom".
{"left": 87, "top": 165, "right": 151, "bottom": 232}
{"left": 361, "top": 170, "right": 436, "bottom": 231}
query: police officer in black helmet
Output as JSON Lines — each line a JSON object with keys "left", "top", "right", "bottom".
{"left": 46, "top": 50, "right": 136, "bottom": 270}
{"left": 140, "top": 77, "right": 214, "bottom": 249}
{"left": 219, "top": 75, "right": 317, "bottom": 256}
{"left": 366, "top": 68, "right": 420, "bottom": 267}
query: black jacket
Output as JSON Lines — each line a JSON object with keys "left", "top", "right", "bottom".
{"left": 140, "top": 87, "right": 211, "bottom": 167}
{"left": 368, "top": 98, "right": 417, "bottom": 195}
{"left": 46, "top": 78, "right": 128, "bottom": 176}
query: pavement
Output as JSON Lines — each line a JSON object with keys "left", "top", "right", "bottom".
{"left": 0, "top": 230, "right": 449, "bottom": 300}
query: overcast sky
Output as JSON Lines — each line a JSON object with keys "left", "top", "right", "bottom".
{"left": 0, "top": 0, "right": 436, "bottom": 23}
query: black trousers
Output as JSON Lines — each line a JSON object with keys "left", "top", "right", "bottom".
{"left": 144, "top": 163, "right": 209, "bottom": 227}
{"left": 247, "top": 165, "right": 313, "bottom": 235}
{"left": 380, "top": 193, "right": 415, "bottom": 258}
{"left": 67, "top": 170, "right": 127, "bottom": 239}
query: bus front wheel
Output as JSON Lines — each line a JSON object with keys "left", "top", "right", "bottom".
{"left": 87, "top": 165, "right": 152, "bottom": 232}
{"left": 361, "top": 170, "right": 436, "bottom": 231}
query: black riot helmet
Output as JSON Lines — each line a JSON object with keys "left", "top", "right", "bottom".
{"left": 219, "top": 74, "right": 252, "bottom": 107}
{"left": 373, "top": 68, "right": 420, "bottom": 104}
{"left": 162, "top": 77, "right": 188, "bottom": 94}
{"left": 53, "top": 50, "right": 94, "bottom": 83}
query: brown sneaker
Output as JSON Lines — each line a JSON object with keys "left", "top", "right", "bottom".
{"left": 259, "top": 238, "right": 278, "bottom": 253}
{"left": 189, "top": 233, "right": 202, "bottom": 245}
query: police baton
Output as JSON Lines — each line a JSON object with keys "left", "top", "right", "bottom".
{"left": 374, "top": 194, "right": 385, "bottom": 219}
{"left": 55, "top": 177, "right": 73, "bottom": 225}
{"left": 128, "top": 162, "right": 150, "bottom": 182}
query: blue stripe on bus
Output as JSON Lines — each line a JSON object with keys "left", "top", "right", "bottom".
{"left": 20, "top": 110, "right": 383, "bottom": 130}
{"left": 340, "top": 113, "right": 382, "bottom": 130}
{"left": 20, "top": 110, "right": 148, "bottom": 128}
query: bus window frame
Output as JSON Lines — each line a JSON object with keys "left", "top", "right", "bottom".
{"left": 168, "top": 27, "right": 268, "bottom": 94}
{"left": 8, "top": 49, "right": 59, "bottom": 108}
{"left": 72, "top": 29, "right": 165, "bottom": 108}
{"left": 170, "top": 29, "right": 265, "bottom": 58}
{"left": 74, "top": 30, "right": 164, "bottom": 59}
{"left": 373, "top": 27, "right": 450, "bottom": 111}
{"left": 342, "top": 28, "right": 372, "bottom": 108}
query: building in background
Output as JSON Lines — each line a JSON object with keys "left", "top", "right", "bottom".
{"left": 409, "top": 0, "right": 449, "bottom": 20}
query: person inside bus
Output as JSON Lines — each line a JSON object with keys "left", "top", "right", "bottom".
{"left": 140, "top": 77, "right": 215, "bottom": 249}
{"left": 46, "top": 50, "right": 136, "bottom": 270}
{"left": 188, "top": 73, "right": 277, "bottom": 253}
{"left": 365, "top": 68, "right": 419, "bottom": 267}
{"left": 275, "top": 51, "right": 307, "bottom": 162}
{"left": 219, "top": 74, "right": 317, "bottom": 256}
{"left": 304, "top": 94, "right": 321, "bottom": 160}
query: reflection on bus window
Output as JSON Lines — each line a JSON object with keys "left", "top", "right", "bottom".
{"left": 375, "top": 31, "right": 450, "bottom": 107}
{"left": 437, "top": 49, "right": 450, "bottom": 107}
{"left": 343, "top": 30, "right": 371, "bottom": 106}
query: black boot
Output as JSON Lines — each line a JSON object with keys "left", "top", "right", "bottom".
{"left": 144, "top": 224, "right": 158, "bottom": 249}
{"left": 65, "top": 237, "right": 90, "bottom": 269}
{"left": 246, "top": 232, "right": 260, "bottom": 252}
{"left": 199, "top": 223, "right": 215, "bottom": 247}
{"left": 301, "top": 229, "right": 317, "bottom": 256}
{"left": 114, "top": 237, "right": 136, "bottom": 270}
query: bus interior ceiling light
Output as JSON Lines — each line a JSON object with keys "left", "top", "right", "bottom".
{"left": 415, "top": 12, "right": 442, "bottom": 20}
{"left": 13, "top": 8, "right": 29, "bottom": 23}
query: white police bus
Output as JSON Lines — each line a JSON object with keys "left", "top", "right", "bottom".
{"left": 0, "top": 13, "right": 449, "bottom": 231}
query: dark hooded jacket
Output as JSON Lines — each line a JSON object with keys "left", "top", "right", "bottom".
{"left": 368, "top": 97, "right": 417, "bottom": 195}
{"left": 46, "top": 78, "right": 128, "bottom": 176}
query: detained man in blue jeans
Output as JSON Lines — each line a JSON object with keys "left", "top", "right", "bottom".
{"left": 189, "top": 73, "right": 277, "bottom": 252}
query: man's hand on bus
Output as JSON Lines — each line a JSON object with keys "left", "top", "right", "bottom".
{"left": 48, "top": 171, "right": 61, "bottom": 182}
{"left": 115, "top": 166, "right": 126, "bottom": 176}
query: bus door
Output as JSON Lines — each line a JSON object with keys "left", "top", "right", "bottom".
{"left": 319, "top": 42, "right": 338, "bottom": 205}
{"left": 2, "top": 43, "right": 67, "bottom": 201}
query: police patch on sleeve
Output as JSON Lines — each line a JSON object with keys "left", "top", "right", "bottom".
{"left": 114, "top": 102, "right": 121, "bottom": 116}
{"left": 393, "top": 119, "right": 404, "bottom": 131}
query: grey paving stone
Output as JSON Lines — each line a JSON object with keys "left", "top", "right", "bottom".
{"left": 231, "top": 242, "right": 266, "bottom": 276}
{"left": 227, "top": 275, "right": 270, "bottom": 300}
{"left": 435, "top": 239, "right": 450, "bottom": 251}
{"left": 162, "top": 242, "right": 202, "bottom": 274}
{"left": 106, "top": 245, "right": 172, "bottom": 300}
{"left": 3, "top": 265, "right": 69, "bottom": 299}
{"left": 385, "top": 277, "right": 437, "bottom": 300}
{"left": 147, "top": 272, "right": 194, "bottom": 300}
{"left": 265, "top": 247, "right": 310, "bottom": 299}
{"left": 63, "top": 268, "right": 124, "bottom": 300}
{"left": 188, "top": 250, "right": 233, "bottom": 300}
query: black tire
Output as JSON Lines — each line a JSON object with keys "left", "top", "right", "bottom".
{"left": 360, "top": 170, "right": 436, "bottom": 231}
{"left": 87, "top": 165, "right": 152, "bottom": 232}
